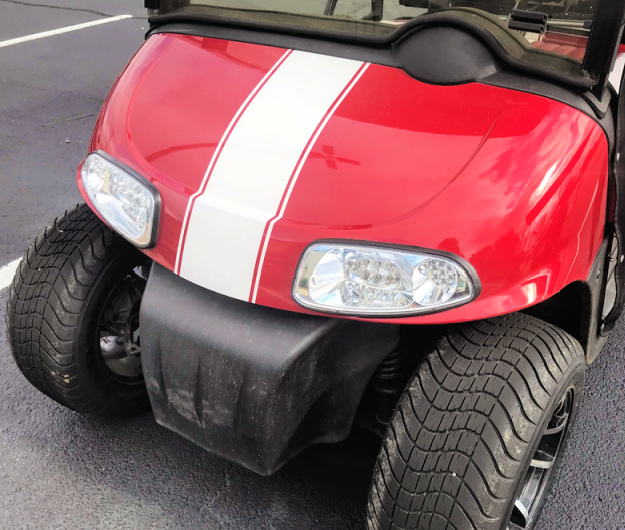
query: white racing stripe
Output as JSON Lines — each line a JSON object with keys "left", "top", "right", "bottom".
{"left": 179, "top": 51, "right": 366, "bottom": 301}
{"left": 250, "top": 63, "right": 370, "bottom": 303}
{"left": 0, "top": 258, "right": 21, "bottom": 292}
{"left": 0, "top": 15, "right": 133, "bottom": 49}
{"left": 174, "top": 49, "right": 292, "bottom": 274}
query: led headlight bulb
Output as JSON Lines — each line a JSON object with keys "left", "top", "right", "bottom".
{"left": 81, "top": 152, "right": 159, "bottom": 248}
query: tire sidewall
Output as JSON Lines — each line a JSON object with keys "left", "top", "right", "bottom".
{"left": 501, "top": 354, "right": 586, "bottom": 530}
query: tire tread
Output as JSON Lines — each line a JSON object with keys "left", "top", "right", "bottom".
{"left": 5, "top": 203, "right": 147, "bottom": 416}
{"left": 367, "top": 313, "right": 585, "bottom": 530}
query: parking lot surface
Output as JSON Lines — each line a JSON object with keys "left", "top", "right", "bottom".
{"left": 1, "top": 2, "right": 625, "bottom": 528}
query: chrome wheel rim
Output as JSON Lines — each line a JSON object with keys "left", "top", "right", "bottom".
{"left": 508, "top": 388, "right": 574, "bottom": 530}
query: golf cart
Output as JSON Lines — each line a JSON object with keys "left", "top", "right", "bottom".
{"left": 6, "top": 0, "right": 625, "bottom": 528}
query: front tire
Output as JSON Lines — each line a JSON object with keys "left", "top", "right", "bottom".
{"left": 367, "top": 314, "right": 585, "bottom": 530}
{"left": 5, "top": 204, "right": 151, "bottom": 417}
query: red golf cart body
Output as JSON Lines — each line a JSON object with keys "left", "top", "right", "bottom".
{"left": 74, "top": 0, "right": 625, "bottom": 476}
{"left": 86, "top": 33, "right": 610, "bottom": 325}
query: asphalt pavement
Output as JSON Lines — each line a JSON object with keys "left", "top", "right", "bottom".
{"left": 1, "top": 2, "right": 625, "bottom": 528}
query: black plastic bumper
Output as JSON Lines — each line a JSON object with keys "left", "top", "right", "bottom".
{"left": 140, "top": 264, "right": 400, "bottom": 475}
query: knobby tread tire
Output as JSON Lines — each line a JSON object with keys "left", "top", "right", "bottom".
{"left": 366, "top": 313, "right": 585, "bottom": 530}
{"left": 5, "top": 203, "right": 150, "bottom": 417}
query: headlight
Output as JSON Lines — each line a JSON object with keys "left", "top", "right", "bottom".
{"left": 81, "top": 152, "right": 159, "bottom": 248}
{"left": 293, "top": 243, "right": 479, "bottom": 316}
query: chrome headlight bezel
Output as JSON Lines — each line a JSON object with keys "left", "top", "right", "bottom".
{"left": 293, "top": 241, "right": 481, "bottom": 317}
{"left": 80, "top": 151, "right": 160, "bottom": 248}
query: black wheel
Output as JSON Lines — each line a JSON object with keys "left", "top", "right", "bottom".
{"left": 367, "top": 314, "right": 585, "bottom": 530}
{"left": 5, "top": 203, "right": 151, "bottom": 417}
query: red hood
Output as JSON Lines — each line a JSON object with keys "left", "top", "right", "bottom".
{"left": 98, "top": 34, "right": 501, "bottom": 227}
{"left": 85, "top": 33, "right": 608, "bottom": 324}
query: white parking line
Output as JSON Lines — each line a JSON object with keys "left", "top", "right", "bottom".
{"left": 0, "top": 14, "right": 133, "bottom": 48}
{"left": 0, "top": 259, "right": 21, "bottom": 292}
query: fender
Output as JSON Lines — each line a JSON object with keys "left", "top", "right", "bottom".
{"left": 79, "top": 32, "right": 610, "bottom": 325}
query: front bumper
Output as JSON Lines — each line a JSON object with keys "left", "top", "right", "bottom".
{"left": 140, "top": 264, "right": 400, "bottom": 475}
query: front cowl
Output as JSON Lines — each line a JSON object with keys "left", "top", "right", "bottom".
{"left": 83, "top": 32, "right": 609, "bottom": 324}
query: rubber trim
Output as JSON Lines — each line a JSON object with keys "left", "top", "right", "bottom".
{"left": 148, "top": 8, "right": 594, "bottom": 89}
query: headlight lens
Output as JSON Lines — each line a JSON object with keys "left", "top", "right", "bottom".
{"left": 293, "top": 243, "right": 478, "bottom": 316}
{"left": 81, "top": 152, "right": 159, "bottom": 247}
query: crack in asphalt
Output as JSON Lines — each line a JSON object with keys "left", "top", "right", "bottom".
{"left": 0, "top": 0, "right": 114, "bottom": 17}
{"left": 41, "top": 112, "right": 99, "bottom": 127}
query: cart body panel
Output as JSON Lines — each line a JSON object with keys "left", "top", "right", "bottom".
{"left": 80, "top": 32, "right": 609, "bottom": 324}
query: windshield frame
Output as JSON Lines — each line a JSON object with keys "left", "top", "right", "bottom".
{"left": 146, "top": 0, "right": 625, "bottom": 91}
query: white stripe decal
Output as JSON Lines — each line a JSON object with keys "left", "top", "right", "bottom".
{"left": 174, "top": 49, "right": 292, "bottom": 274}
{"left": 179, "top": 51, "right": 366, "bottom": 301}
{"left": 250, "top": 62, "right": 370, "bottom": 303}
